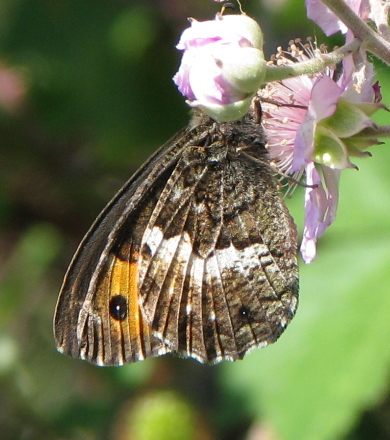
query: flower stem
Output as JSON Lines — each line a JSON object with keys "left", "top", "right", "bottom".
{"left": 320, "top": 0, "right": 390, "bottom": 65}
{"left": 264, "top": 38, "right": 361, "bottom": 83}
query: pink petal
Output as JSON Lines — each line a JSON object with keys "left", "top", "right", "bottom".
{"left": 173, "top": 50, "right": 196, "bottom": 100}
{"left": 317, "top": 166, "right": 340, "bottom": 236}
{"left": 292, "top": 76, "right": 341, "bottom": 172}
{"left": 305, "top": 0, "right": 367, "bottom": 35}
{"left": 305, "top": 0, "right": 348, "bottom": 35}
{"left": 300, "top": 163, "right": 324, "bottom": 263}
{"left": 292, "top": 111, "right": 315, "bottom": 172}
{"left": 300, "top": 163, "right": 340, "bottom": 263}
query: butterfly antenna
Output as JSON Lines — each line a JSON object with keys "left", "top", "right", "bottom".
{"left": 220, "top": 3, "right": 235, "bottom": 15}
{"left": 237, "top": 0, "right": 244, "bottom": 14}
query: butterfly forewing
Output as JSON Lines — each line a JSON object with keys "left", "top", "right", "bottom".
{"left": 54, "top": 124, "right": 209, "bottom": 365}
{"left": 54, "top": 109, "right": 299, "bottom": 366}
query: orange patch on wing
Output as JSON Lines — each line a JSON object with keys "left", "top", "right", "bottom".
{"left": 110, "top": 253, "right": 142, "bottom": 336}
{"left": 93, "top": 250, "right": 166, "bottom": 364}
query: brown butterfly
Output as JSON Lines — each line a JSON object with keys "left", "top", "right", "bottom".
{"left": 54, "top": 104, "right": 299, "bottom": 366}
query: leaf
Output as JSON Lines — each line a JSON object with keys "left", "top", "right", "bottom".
{"left": 221, "top": 233, "right": 390, "bottom": 440}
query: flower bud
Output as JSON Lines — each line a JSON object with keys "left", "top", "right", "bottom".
{"left": 173, "top": 14, "right": 266, "bottom": 122}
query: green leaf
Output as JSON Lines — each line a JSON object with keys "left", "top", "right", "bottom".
{"left": 221, "top": 235, "right": 390, "bottom": 440}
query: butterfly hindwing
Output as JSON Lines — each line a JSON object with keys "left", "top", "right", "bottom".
{"left": 137, "top": 127, "right": 299, "bottom": 364}
{"left": 54, "top": 110, "right": 299, "bottom": 366}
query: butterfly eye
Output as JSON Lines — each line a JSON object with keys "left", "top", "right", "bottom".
{"left": 109, "top": 295, "right": 128, "bottom": 321}
{"left": 239, "top": 305, "right": 251, "bottom": 319}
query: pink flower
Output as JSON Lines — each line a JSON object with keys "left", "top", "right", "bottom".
{"left": 305, "top": 0, "right": 371, "bottom": 35}
{"left": 260, "top": 44, "right": 384, "bottom": 263}
{"left": 173, "top": 14, "right": 266, "bottom": 122}
{"left": 0, "top": 62, "right": 26, "bottom": 112}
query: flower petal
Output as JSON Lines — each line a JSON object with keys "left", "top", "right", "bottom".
{"left": 300, "top": 163, "right": 324, "bottom": 263}
{"left": 292, "top": 76, "right": 341, "bottom": 172}
{"left": 305, "top": 0, "right": 348, "bottom": 35}
{"left": 300, "top": 163, "right": 340, "bottom": 263}
{"left": 305, "top": 0, "right": 370, "bottom": 35}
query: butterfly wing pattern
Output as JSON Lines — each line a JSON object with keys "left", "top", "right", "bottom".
{"left": 54, "top": 109, "right": 299, "bottom": 366}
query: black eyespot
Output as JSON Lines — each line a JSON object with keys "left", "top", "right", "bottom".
{"left": 109, "top": 295, "right": 128, "bottom": 321}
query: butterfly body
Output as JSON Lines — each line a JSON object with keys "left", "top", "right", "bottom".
{"left": 55, "top": 108, "right": 299, "bottom": 366}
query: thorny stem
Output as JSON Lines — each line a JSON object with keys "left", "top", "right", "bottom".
{"left": 320, "top": 0, "right": 390, "bottom": 65}
{"left": 264, "top": 38, "right": 361, "bottom": 83}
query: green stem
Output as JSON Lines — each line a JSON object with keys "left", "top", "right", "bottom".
{"left": 264, "top": 38, "right": 361, "bottom": 83}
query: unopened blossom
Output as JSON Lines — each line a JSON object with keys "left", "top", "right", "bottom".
{"left": 261, "top": 43, "right": 385, "bottom": 263}
{"left": 305, "top": 0, "right": 371, "bottom": 35}
{"left": 173, "top": 14, "right": 266, "bottom": 122}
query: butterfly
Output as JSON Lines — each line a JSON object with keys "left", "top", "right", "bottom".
{"left": 54, "top": 103, "right": 299, "bottom": 366}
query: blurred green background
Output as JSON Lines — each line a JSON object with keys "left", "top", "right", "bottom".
{"left": 1, "top": 1, "right": 390, "bottom": 439}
